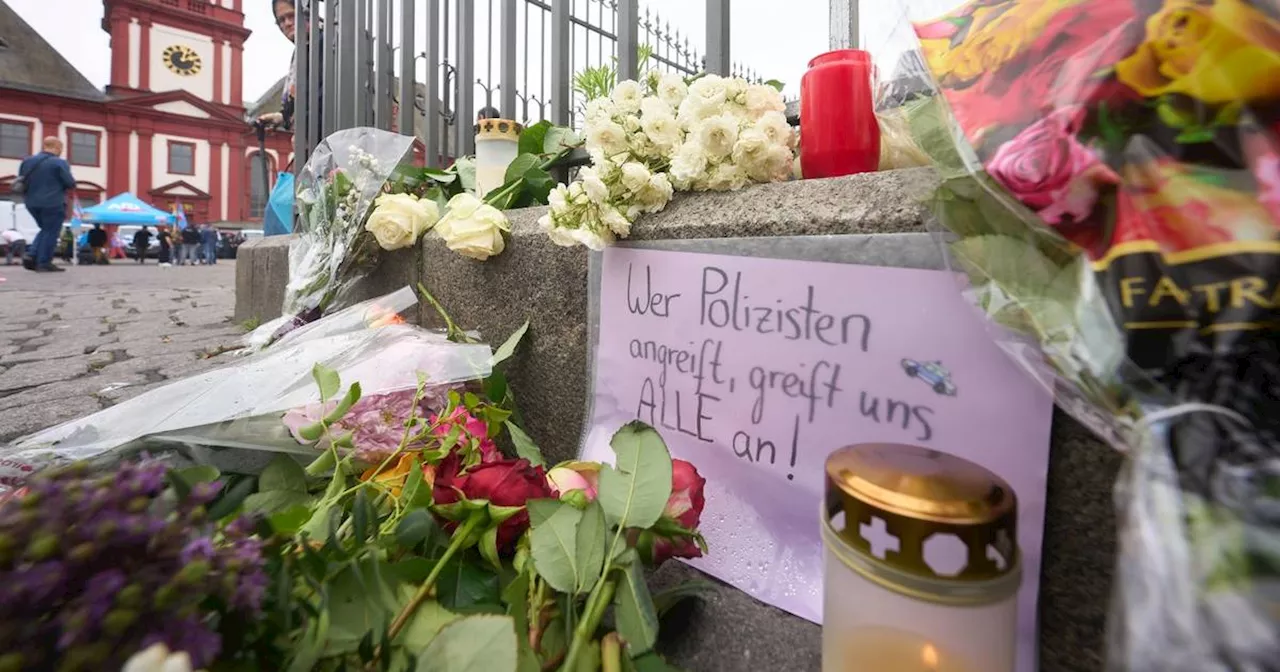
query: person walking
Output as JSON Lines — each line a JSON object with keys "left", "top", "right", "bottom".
{"left": 180, "top": 225, "right": 201, "bottom": 266}
{"left": 132, "top": 226, "right": 153, "bottom": 264}
{"left": 200, "top": 223, "right": 218, "bottom": 265}
{"left": 17, "top": 137, "right": 75, "bottom": 272}
{"left": 88, "top": 223, "right": 109, "bottom": 265}
{"left": 1, "top": 229, "right": 26, "bottom": 265}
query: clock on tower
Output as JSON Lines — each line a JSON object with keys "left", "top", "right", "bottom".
{"left": 162, "top": 44, "right": 202, "bottom": 76}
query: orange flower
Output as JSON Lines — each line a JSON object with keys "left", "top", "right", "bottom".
{"left": 360, "top": 452, "right": 436, "bottom": 498}
{"left": 366, "top": 305, "right": 407, "bottom": 329}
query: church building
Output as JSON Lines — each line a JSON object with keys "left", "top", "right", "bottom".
{"left": 0, "top": 0, "right": 293, "bottom": 224}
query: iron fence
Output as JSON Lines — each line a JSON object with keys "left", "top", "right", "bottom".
{"left": 292, "top": 0, "right": 762, "bottom": 170}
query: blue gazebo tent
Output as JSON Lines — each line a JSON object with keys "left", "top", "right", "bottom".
{"left": 80, "top": 193, "right": 174, "bottom": 226}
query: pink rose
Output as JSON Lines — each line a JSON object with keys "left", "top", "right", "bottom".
{"left": 546, "top": 462, "right": 601, "bottom": 502}
{"left": 430, "top": 407, "right": 500, "bottom": 463}
{"left": 632, "top": 459, "right": 707, "bottom": 566}
{"left": 985, "top": 106, "right": 1118, "bottom": 226}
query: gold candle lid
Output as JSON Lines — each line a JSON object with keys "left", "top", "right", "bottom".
{"left": 474, "top": 118, "right": 523, "bottom": 141}
{"left": 824, "top": 443, "right": 1020, "bottom": 594}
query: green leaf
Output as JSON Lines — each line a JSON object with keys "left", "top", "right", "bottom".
{"left": 489, "top": 320, "right": 530, "bottom": 368}
{"left": 455, "top": 156, "right": 477, "bottom": 193}
{"left": 1175, "top": 127, "right": 1217, "bottom": 144}
{"left": 397, "top": 587, "right": 461, "bottom": 653}
{"left": 313, "top": 363, "right": 341, "bottom": 401}
{"left": 763, "top": 79, "right": 785, "bottom": 92}
{"left": 598, "top": 422, "right": 673, "bottom": 530}
{"left": 268, "top": 504, "right": 314, "bottom": 535}
{"left": 575, "top": 639, "right": 601, "bottom": 672}
{"left": 175, "top": 465, "right": 220, "bottom": 487}
{"left": 437, "top": 560, "right": 502, "bottom": 612}
{"left": 631, "top": 652, "right": 683, "bottom": 672}
{"left": 504, "top": 153, "right": 541, "bottom": 185}
{"left": 519, "top": 120, "right": 552, "bottom": 157}
{"left": 479, "top": 526, "right": 503, "bottom": 573}
{"left": 506, "top": 423, "right": 545, "bottom": 467}
{"left": 575, "top": 500, "right": 606, "bottom": 594}
{"left": 207, "top": 475, "right": 257, "bottom": 520}
{"left": 521, "top": 167, "right": 555, "bottom": 203}
{"left": 244, "top": 490, "right": 314, "bottom": 515}
{"left": 423, "top": 167, "right": 459, "bottom": 184}
{"left": 396, "top": 509, "right": 439, "bottom": 549}
{"left": 415, "top": 614, "right": 518, "bottom": 672}
{"left": 543, "top": 126, "right": 581, "bottom": 155}
{"left": 328, "top": 559, "right": 401, "bottom": 651}
{"left": 528, "top": 499, "right": 583, "bottom": 593}
{"left": 323, "top": 381, "right": 363, "bottom": 425}
{"left": 260, "top": 454, "right": 309, "bottom": 493}
{"left": 353, "top": 488, "right": 372, "bottom": 542}
{"left": 401, "top": 458, "right": 434, "bottom": 509}
{"left": 613, "top": 559, "right": 659, "bottom": 656}
{"left": 652, "top": 580, "right": 715, "bottom": 617}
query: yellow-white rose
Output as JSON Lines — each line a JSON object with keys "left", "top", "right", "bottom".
{"left": 365, "top": 192, "right": 440, "bottom": 251}
{"left": 436, "top": 193, "right": 509, "bottom": 261}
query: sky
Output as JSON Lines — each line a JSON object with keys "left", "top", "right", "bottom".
{"left": 5, "top": 0, "right": 962, "bottom": 110}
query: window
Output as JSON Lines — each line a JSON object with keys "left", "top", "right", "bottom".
{"left": 0, "top": 122, "right": 31, "bottom": 159}
{"left": 168, "top": 141, "right": 195, "bottom": 175}
{"left": 68, "top": 129, "right": 100, "bottom": 166}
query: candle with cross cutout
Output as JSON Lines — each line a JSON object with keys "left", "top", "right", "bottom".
{"left": 821, "top": 444, "right": 1021, "bottom": 672}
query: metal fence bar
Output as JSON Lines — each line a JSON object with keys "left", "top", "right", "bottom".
{"left": 705, "top": 0, "right": 729, "bottom": 74}
{"left": 306, "top": 0, "right": 321, "bottom": 151}
{"left": 550, "top": 0, "right": 570, "bottom": 126}
{"left": 829, "top": 0, "right": 859, "bottom": 50}
{"left": 455, "top": 0, "right": 475, "bottom": 155}
{"left": 424, "top": 0, "right": 442, "bottom": 166}
{"left": 373, "top": 0, "right": 390, "bottom": 130}
{"left": 338, "top": 0, "right": 358, "bottom": 129}
{"left": 500, "top": 0, "right": 517, "bottom": 118}
{"left": 323, "top": 0, "right": 337, "bottom": 136}
{"left": 616, "top": 0, "right": 638, "bottom": 81}
{"left": 294, "top": 0, "right": 311, "bottom": 166}
{"left": 399, "top": 0, "right": 416, "bottom": 136}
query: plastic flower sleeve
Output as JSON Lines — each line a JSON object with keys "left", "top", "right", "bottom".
{"left": 881, "top": 0, "right": 1280, "bottom": 668}
{"left": 246, "top": 127, "right": 417, "bottom": 350}
{"left": 0, "top": 288, "right": 492, "bottom": 487}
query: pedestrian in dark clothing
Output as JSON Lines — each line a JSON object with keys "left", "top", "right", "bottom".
{"left": 200, "top": 224, "right": 218, "bottom": 264}
{"left": 157, "top": 227, "right": 172, "bottom": 264}
{"left": 18, "top": 137, "right": 75, "bottom": 272}
{"left": 133, "top": 226, "right": 152, "bottom": 263}
{"left": 88, "top": 223, "right": 109, "bottom": 265}
{"left": 180, "top": 226, "right": 201, "bottom": 265}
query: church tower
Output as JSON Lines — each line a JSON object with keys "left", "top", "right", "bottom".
{"left": 102, "top": 0, "right": 250, "bottom": 110}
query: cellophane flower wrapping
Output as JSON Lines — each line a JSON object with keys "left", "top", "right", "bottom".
{"left": 880, "top": 0, "right": 1280, "bottom": 668}
{"left": 0, "top": 288, "right": 492, "bottom": 489}
{"left": 246, "top": 128, "right": 418, "bottom": 350}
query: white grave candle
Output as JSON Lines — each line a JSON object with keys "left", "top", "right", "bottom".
{"left": 474, "top": 119, "right": 522, "bottom": 198}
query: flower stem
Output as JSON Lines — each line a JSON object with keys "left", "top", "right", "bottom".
{"left": 601, "top": 632, "right": 622, "bottom": 672}
{"left": 559, "top": 574, "right": 617, "bottom": 672}
{"left": 386, "top": 513, "right": 483, "bottom": 641}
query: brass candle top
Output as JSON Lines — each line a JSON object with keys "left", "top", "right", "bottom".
{"left": 474, "top": 118, "right": 523, "bottom": 141}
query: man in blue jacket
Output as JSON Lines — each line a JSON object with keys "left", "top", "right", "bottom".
{"left": 18, "top": 137, "right": 76, "bottom": 272}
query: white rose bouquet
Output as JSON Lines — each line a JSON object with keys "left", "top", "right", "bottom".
{"left": 365, "top": 192, "right": 440, "bottom": 251}
{"left": 539, "top": 73, "right": 795, "bottom": 250}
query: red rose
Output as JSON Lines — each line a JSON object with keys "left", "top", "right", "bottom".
{"left": 633, "top": 459, "right": 707, "bottom": 566}
{"left": 433, "top": 455, "right": 552, "bottom": 551}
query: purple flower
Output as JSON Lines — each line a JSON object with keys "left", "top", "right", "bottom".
{"left": 282, "top": 387, "right": 463, "bottom": 464}
{"left": 180, "top": 538, "right": 216, "bottom": 564}
{"left": 0, "top": 561, "right": 65, "bottom": 608}
{"left": 143, "top": 617, "right": 222, "bottom": 669}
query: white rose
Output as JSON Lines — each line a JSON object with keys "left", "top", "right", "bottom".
{"left": 619, "top": 162, "right": 652, "bottom": 193}
{"left": 568, "top": 181, "right": 589, "bottom": 205}
{"left": 611, "top": 80, "right": 644, "bottom": 114}
{"left": 761, "top": 144, "right": 796, "bottom": 182}
{"left": 539, "top": 214, "right": 579, "bottom": 248}
{"left": 656, "top": 73, "right": 689, "bottom": 108}
{"left": 569, "top": 226, "right": 611, "bottom": 251}
{"left": 621, "top": 114, "right": 642, "bottom": 134}
{"left": 548, "top": 183, "right": 570, "bottom": 211}
{"left": 365, "top": 192, "right": 441, "bottom": 251}
{"left": 584, "top": 97, "right": 617, "bottom": 121}
{"left": 677, "top": 96, "right": 716, "bottom": 127}
{"left": 669, "top": 141, "right": 708, "bottom": 189}
{"left": 585, "top": 119, "right": 628, "bottom": 157}
{"left": 744, "top": 84, "right": 786, "bottom": 117}
{"left": 436, "top": 193, "right": 510, "bottom": 260}
{"left": 637, "top": 172, "right": 674, "bottom": 212}
{"left": 579, "top": 167, "right": 611, "bottom": 204}
{"left": 732, "top": 127, "right": 770, "bottom": 173}
{"left": 687, "top": 75, "right": 726, "bottom": 108}
{"left": 641, "top": 112, "right": 681, "bottom": 154}
{"left": 695, "top": 114, "right": 740, "bottom": 161}
{"left": 755, "top": 111, "right": 793, "bottom": 148}
{"left": 122, "top": 644, "right": 197, "bottom": 672}
{"left": 723, "top": 77, "right": 748, "bottom": 104}
{"left": 706, "top": 162, "right": 748, "bottom": 191}
{"left": 640, "top": 96, "right": 672, "bottom": 119}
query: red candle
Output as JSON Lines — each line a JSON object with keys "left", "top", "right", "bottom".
{"left": 800, "top": 49, "right": 881, "bottom": 179}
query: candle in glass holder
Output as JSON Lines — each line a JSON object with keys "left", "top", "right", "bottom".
{"left": 821, "top": 443, "right": 1022, "bottom": 672}
{"left": 474, "top": 118, "right": 522, "bottom": 198}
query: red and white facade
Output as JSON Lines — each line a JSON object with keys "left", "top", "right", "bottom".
{"left": 0, "top": 0, "right": 293, "bottom": 224}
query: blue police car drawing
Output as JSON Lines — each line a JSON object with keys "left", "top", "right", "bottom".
{"left": 901, "top": 359, "right": 958, "bottom": 396}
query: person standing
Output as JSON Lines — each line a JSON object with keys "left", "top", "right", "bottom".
{"left": 17, "top": 137, "right": 75, "bottom": 272}
{"left": 181, "top": 224, "right": 201, "bottom": 266}
{"left": 132, "top": 226, "right": 153, "bottom": 264}
{"left": 1, "top": 229, "right": 26, "bottom": 265}
{"left": 156, "top": 226, "right": 172, "bottom": 265}
{"left": 88, "top": 223, "right": 109, "bottom": 265}
{"left": 257, "top": 0, "right": 323, "bottom": 148}
{"left": 200, "top": 223, "right": 218, "bottom": 265}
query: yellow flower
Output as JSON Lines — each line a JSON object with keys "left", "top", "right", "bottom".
{"left": 918, "top": 0, "right": 1085, "bottom": 85}
{"left": 360, "top": 452, "right": 435, "bottom": 499}
{"left": 1115, "top": 0, "right": 1280, "bottom": 104}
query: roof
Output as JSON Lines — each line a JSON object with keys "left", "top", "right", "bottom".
{"left": 0, "top": 0, "right": 104, "bottom": 101}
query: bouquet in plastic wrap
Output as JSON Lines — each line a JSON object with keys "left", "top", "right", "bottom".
{"left": 0, "top": 288, "right": 493, "bottom": 487}
{"left": 247, "top": 128, "right": 430, "bottom": 349}
{"left": 899, "top": 0, "right": 1280, "bottom": 669}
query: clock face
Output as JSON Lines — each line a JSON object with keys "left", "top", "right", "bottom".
{"left": 162, "top": 45, "right": 202, "bottom": 76}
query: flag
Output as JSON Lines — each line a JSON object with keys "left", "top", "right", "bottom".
{"left": 175, "top": 200, "right": 188, "bottom": 231}
{"left": 71, "top": 196, "right": 84, "bottom": 226}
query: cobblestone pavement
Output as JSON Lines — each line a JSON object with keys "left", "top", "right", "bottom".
{"left": 0, "top": 260, "right": 245, "bottom": 444}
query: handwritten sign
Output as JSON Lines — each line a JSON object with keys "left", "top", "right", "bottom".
{"left": 582, "top": 247, "right": 1053, "bottom": 671}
